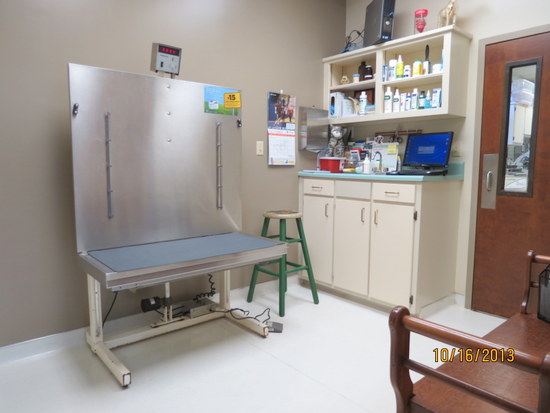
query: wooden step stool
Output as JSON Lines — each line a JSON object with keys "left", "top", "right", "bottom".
{"left": 246, "top": 210, "right": 319, "bottom": 316}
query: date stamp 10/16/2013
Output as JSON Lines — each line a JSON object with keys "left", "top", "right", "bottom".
{"left": 433, "top": 347, "right": 516, "bottom": 363}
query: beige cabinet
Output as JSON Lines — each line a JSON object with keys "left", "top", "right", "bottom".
{"left": 333, "top": 181, "right": 371, "bottom": 295}
{"left": 300, "top": 176, "right": 461, "bottom": 314}
{"left": 369, "top": 184, "right": 416, "bottom": 307}
{"left": 302, "top": 179, "right": 334, "bottom": 285}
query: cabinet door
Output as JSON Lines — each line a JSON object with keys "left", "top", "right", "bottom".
{"left": 369, "top": 202, "right": 415, "bottom": 307}
{"left": 303, "top": 195, "right": 334, "bottom": 285}
{"left": 333, "top": 198, "right": 369, "bottom": 295}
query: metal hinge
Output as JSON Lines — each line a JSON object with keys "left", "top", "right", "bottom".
{"left": 413, "top": 211, "right": 418, "bottom": 221}
{"left": 409, "top": 295, "right": 414, "bottom": 305}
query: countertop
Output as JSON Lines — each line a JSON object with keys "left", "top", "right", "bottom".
{"left": 298, "top": 162, "right": 464, "bottom": 182}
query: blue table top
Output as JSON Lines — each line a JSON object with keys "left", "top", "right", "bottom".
{"left": 88, "top": 232, "right": 281, "bottom": 272}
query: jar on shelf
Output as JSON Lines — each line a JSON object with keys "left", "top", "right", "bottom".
{"left": 414, "top": 9, "right": 428, "bottom": 34}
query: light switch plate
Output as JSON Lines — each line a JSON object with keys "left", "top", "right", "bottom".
{"left": 256, "top": 141, "right": 264, "bottom": 156}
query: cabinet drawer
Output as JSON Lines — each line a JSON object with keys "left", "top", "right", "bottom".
{"left": 303, "top": 179, "right": 334, "bottom": 196}
{"left": 335, "top": 180, "right": 371, "bottom": 200}
{"left": 372, "top": 183, "right": 415, "bottom": 204}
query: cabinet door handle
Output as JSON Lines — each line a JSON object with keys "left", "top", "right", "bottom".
{"left": 361, "top": 207, "right": 366, "bottom": 223}
{"left": 374, "top": 209, "right": 378, "bottom": 225}
{"left": 324, "top": 203, "right": 329, "bottom": 217}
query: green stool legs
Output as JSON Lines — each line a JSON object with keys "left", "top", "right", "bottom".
{"left": 247, "top": 213, "right": 319, "bottom": 317}
{"left": 296, "top": 217, "right": 319, "bottom": 305}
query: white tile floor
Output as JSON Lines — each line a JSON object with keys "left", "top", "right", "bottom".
{"left": 0, "top": 277, "right": 504, "bottom": 413}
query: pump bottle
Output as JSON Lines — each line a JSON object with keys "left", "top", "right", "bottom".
{"left": 392, "top": 89, "right": 400, "bottom": 113}
{"left": 384, "top": 86, "right": 393, "bottom": 113}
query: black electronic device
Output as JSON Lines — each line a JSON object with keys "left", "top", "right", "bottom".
{"left": 398, "top": 131, "right": 454, "bottom": 175}
{"left": 363, "top": 0, "right": 395, "bottom": 47}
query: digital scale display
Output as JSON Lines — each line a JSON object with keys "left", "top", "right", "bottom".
{"left": 151, "top": 43, "right": 181, "bottom": 76}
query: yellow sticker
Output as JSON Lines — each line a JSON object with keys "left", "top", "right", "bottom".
{"left": 387, "top": 143, "right": 398, "bottom": 155}
{"left": 224, "top": 92, "right": 241, "bottom": 109}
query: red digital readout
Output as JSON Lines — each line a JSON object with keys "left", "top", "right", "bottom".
{"left": 159, "top": 46, "right": 179, "bottom": 56}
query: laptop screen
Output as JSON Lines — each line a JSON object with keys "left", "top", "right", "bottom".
{"left": 402, "top": 132, "right": 454, "bottom": 168}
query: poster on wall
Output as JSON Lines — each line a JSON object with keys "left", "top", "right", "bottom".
{"left": 267, "top": 91, "right": 296, "bottom": 165}
{"left": 204, "top": 86, "right": 241, "bottom": 115}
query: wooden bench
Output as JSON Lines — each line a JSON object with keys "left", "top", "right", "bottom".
{"left": 389, "top": 251, "right": 550, "bottom": 413}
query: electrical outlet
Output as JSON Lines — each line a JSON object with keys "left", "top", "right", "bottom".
{"left": 256, "top": 141, "right": 264, "bottom": 156}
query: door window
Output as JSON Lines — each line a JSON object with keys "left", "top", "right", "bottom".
{"left": 498, "top": 58, "right": 542, "bottom": 196}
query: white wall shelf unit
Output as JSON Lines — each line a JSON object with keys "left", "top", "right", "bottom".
{"left": 323, "top": 25, "right": 472, "bottom": 126}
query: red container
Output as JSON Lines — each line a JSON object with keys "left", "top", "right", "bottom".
{"left": 319, "top": 157, "right": 345, "bottom": 173}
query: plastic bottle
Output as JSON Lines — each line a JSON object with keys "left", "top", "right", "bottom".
{"left": 432, "top": 88, "right": 442, "bottom": 108}
{"left": 393, "top": 89, "right": 400, "bottom": 112}
{"left": 359, "top": 91, "right": 367, "bottom": 115}
{"left": 412, "top": 60, "right": 422, "bottom": 77}
{"left": 405, "top": 93, "right": 412, "bottom": 111}
{"left": 411, "top": 88, "right": 419, "bottom": 110}
{"left": 388, "top": 59, "right": 397, "bottom": 81}
{"left": 414, "top": 9, "right": 428, "bottom": 34}
{"left": 384, "top": 86, "right": 393, "bottom": 113}
{"left": 364, "top": 65, "right": 373, "bottom": 80}
{"left": 418, "top": 90, "right": 426, "bottom": 109}
{"left": 400, "top": 92, "right": 407, "bottom": 112}
{"left": 396, "top": 55, "right": 404, "bottom": 79}
{"left": 425, "top": 90, "right": 432, "bottom": 109}
{"left": 358, "top": 61, "right": 368, "bottom": 80}
{"left": 362, "top": 158, "right": 371, "bottom": 174}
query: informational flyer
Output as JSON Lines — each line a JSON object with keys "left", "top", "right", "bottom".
{"left": 267, "top": 91, "right": 296, "bottom": 165}
{"left": 204, "top": 86, "right": 241, "bottom": 115}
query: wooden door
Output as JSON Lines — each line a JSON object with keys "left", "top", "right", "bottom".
{"left": 472, "top": 32, "right": 550, "bottom": 317}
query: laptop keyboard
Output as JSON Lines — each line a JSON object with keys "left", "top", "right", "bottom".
{"left": 396, "top": 169, "right": 448, "bottom": 176}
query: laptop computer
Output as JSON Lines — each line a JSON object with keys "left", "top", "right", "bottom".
{"left": 394, "top": 131, "right": 454, "bottom": 175}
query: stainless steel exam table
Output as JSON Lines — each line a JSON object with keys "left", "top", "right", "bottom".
{"left": 81, "top": 232, "right": 286, "bottom": 387}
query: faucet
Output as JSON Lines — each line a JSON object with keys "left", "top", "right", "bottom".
{"left": 372, "top": 151, "right": 383, "bottom": 172}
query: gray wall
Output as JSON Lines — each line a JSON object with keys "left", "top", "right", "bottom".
{"left": 0, "top": 0, "right": 345, "bottom": 346}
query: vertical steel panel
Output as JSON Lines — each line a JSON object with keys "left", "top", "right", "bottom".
{"left": 69, "top": 64, "right": 242, "bottom": 252}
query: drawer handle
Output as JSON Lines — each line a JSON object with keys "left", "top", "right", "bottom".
{"left": 311, "top": 186, "right": 324, "bottom": 191}
{"left": 384, "top": 191, "right": 400, "bottom": 196}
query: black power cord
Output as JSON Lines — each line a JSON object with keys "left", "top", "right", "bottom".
{"left": 212, "top": 307, "right": 271, "bottom": 324}
{"left": 342, "top": 29, "right": 364, "bottom": 53}
{"left": 193, "top": 273, "right": 216, "bottom": 302}
{"left": 102, "top": 291, "right": 119, "bottom": 327}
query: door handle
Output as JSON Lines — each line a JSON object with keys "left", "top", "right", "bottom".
{"left": 481, "top": 153, "right": 498, "bottom": 209}
{"left": 486, "top": 171, "right": 493, "bottom": 191}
